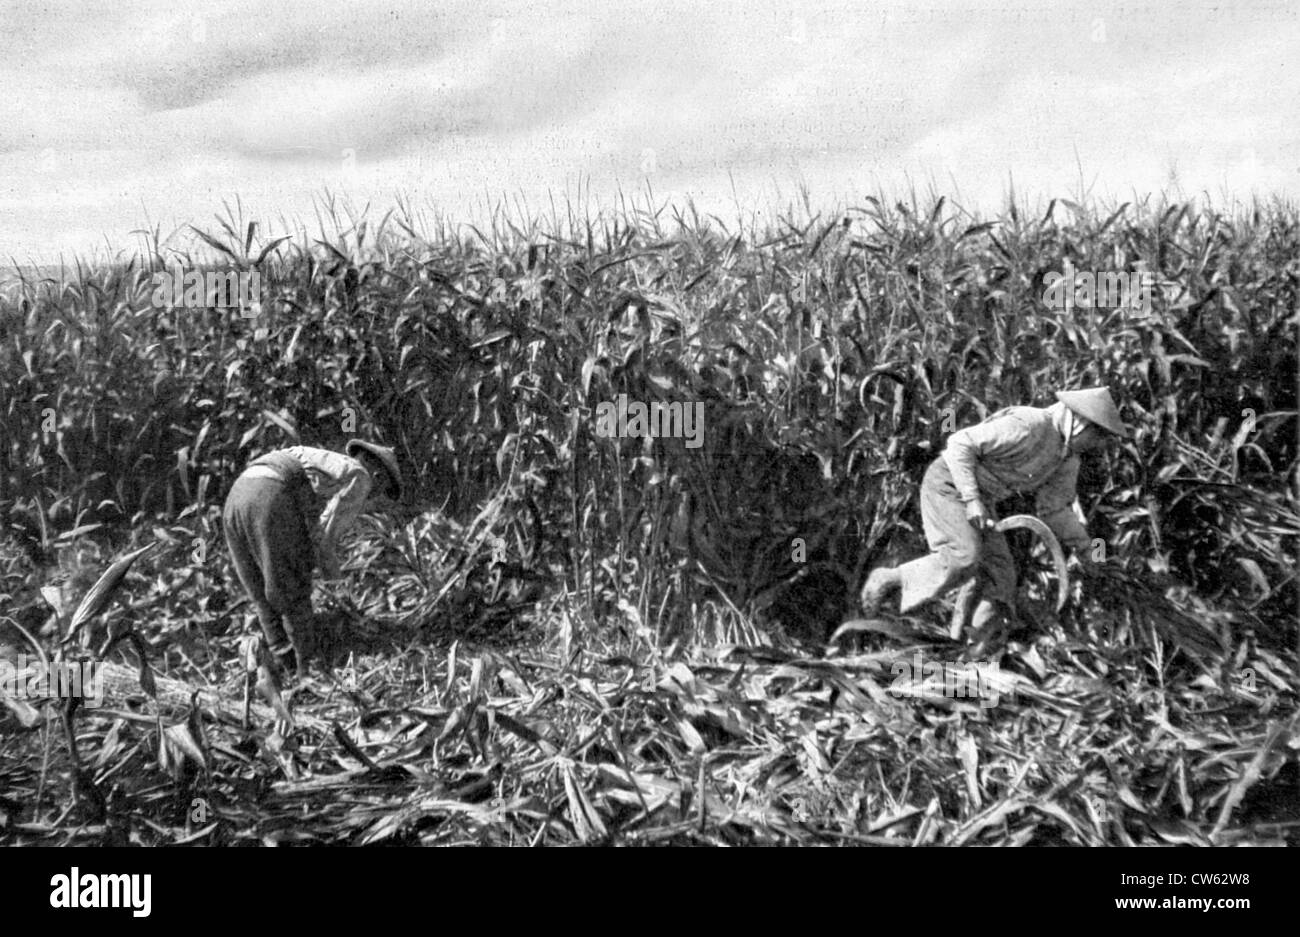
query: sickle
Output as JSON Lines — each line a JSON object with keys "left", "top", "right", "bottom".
{"left": 993, "top": 514, "right": 1069, "bottom": 611}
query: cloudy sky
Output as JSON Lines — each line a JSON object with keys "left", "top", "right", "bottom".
{"left": 2, "top": 0, "right": 1297, "bottom": 262}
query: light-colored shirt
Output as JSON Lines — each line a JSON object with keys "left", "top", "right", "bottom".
{"left": 942, "top": 406, "right": 1091, "bottom": 552}
{"left": 244, "top": 446, "right": 373, "bottom": 577}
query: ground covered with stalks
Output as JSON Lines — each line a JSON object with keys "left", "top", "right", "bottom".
{"left": 1, "top": 192, "right": 1297, "bottom": 845}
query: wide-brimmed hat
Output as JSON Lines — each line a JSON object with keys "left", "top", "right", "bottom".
{"left": 1055, "top": 388, "right": 1130, "bottom": 439}
{"left": 345, "top": 440, "right": 402, "bottom": 498}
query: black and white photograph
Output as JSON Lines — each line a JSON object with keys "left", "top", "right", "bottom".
{"left": 0, "top": 0, "right": 1296, "bottom": 899}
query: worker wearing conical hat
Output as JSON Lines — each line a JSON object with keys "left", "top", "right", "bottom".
{"left": 222, "top": 440, "right": 402, "bottom": 676}
{"left": 860, "top": 388, "right": 1130, "bottom": 642}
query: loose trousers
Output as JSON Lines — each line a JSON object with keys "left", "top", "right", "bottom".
{"left": 895, "top": 457, "right": 1016, "bottom": 613}
{"left": 222, "top": 458, "right": 318, "bottom": 658}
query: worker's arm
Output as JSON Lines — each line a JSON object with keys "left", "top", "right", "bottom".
{"left": 1035, "top": 457, "right": 1092, "bottom": 555}
{"left": 317, "top": 469, "right": 373, "bottom": 579}
{"left": 944, "top": 412, "right": 1033, "bottom": 502}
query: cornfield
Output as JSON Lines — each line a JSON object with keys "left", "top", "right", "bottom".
{"left": 0, "top": 189, "right": 1296, "bottom": 845}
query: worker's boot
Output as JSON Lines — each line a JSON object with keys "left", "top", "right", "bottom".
{"left": 964, "top": 599, "right": 1008, "bottom": 660}
{"left": 859, "top": 566, "right": 900, "bottom": 616}
{"left": 248, "top": 603, "right": 294, "bottom": 671}
{"left": 949, "top": 579, "right": 981, "bottom": 640}
{"left": 266, "top": 638, "right": 298, "bottom": 680}
{"left": 280, "top": 610, "right": 317, "bottom": 678}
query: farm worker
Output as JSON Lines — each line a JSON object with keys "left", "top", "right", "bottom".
{"left": 222, "top": 440, "right": 402, "bottom": 675}
{"left": 859, "top": 388, "right": 1130, "bottom": 639}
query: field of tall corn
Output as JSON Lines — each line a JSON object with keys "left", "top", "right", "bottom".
{"left": 1, "top": 191, "right": 1296, "bottom": 845}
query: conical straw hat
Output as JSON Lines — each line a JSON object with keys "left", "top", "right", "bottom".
{"left": 345, "top": 440, "right": 402, "bottom": 498}
{"left": 1055, "top": 388, "right": 1130, "bottom": 438}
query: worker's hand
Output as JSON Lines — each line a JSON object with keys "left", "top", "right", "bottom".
{"left": 1069, "top": 551, "right": 1102, "bottom": 576}
{"left": 965, "top": 498, "right": 995, "bottom": 532}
